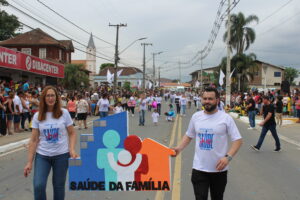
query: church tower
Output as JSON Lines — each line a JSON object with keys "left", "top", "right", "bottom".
{"left": 86, "top": 33, "right": 96, "bottom": 75}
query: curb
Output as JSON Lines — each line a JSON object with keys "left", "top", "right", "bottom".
{"left": 0, "top": 138, "right": 29, "bottom": 154}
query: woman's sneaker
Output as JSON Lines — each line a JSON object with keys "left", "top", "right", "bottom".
{"left": 273, "top": 148, "right": 281, "bottom": 152}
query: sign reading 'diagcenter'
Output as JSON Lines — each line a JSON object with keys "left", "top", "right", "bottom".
{"left": 69, "top": 112, "right": 175, "bottom": 191}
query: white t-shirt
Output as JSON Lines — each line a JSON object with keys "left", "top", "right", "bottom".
{"left": 97, "top": 98, "right": 110, "bottom": 112}
{"left": 186, "top": 110, "right": 241, "bottom": 172}
{"left": 139, "top": 99, "right": 147, "bottom": 110}
{"left": 156, "top": 97, "right": 162, "bottom": 104}
{"left": 114, "top": 106, "right": 124, "bottom": 114}
{"left": 152, "top": 112, "right": 159, "bottom": 123}
{"left": 180, "top": 97, "right": 187, "bottom": 105}
{"left": 13, "top": 95, "right": 23, "bottom": 113}
{"left": 32, "top": 108, "right": 73, "bottom": 156}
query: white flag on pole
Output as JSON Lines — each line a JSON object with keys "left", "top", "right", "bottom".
{"left": 117, "top": 69, "right": 123, "bottom": 77}
{"left": 219, "top": 69, "right": 225, "bottom": 86}
{"left": 148, "top": 82, "right": 152, "bottom": 89}
{"left": 230, "top": 68, "right": 236, "bottom": 78}
{"left": 195, "top": 81, "right": 200, "bottom": 88}
{"left": 107, "top": 70, "right": 112, "bottom": 83}
{"left": 138, "top": 80, "right": 142, "bottom": 88}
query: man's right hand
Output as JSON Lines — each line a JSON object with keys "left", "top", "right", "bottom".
{"left": 171, "top": 147, "right": 181, "bottom": 157}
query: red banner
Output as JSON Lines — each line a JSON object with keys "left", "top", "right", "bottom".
{"left": 0, "top": 46, "right": 64, "bottom": 78}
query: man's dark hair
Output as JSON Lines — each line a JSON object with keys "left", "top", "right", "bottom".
{"left": 17, "top": 90, "right": 24, "bottom": 96}
{"left": 204, "top": 87, "right": 220, "bottom": 99}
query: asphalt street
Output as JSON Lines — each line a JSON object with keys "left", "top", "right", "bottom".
{"left": 0, "top": 102, "right": 300, "bottom": 200}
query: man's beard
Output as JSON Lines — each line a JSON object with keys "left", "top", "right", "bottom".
{"left": 203, "top": 103, "right": 217, "bottom": 112}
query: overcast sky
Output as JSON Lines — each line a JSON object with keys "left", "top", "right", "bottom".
{"left": 4, "top": 0, "right": 300, "bottom": 82}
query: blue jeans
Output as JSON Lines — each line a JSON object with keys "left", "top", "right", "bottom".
{"left": 100, "top": 111, "right": 108, "bottom": 118}
{"left": 139, "top": 110, "right": 145, "bottom": 125}
{"left": 248, "top": 110, "right": 256, "bottom": 128}
{"left": 181, "top": 105, "right": 186, "bottom": 115}
{"left": 33, "top": 153, "right": 69, "bottom": 200}
{"left": 256, "top": 124, "right": 281, "bottom": 149}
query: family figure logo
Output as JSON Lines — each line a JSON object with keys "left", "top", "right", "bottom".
{"left": 69, "top": 112, "right": 175, "bottom": 191}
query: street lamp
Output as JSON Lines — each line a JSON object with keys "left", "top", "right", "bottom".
{"left": 152, "top": 51, "right": 163, "bottom": 87}
{"left": 119, "top": 37, "right": 147, "bottom": 55}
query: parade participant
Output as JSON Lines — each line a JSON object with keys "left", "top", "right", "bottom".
{"left": 151, "top": 109, "right": 159, "bottom": 126}
{"left": 173, "top": 87, "right": 242, "bottom": 200}
{"left": 96, "top": 93, "right": 110, "bottom": 118}
{"left": 156, "top": 94, "right": 162, "bottom": 115}
{"left": 275, "top": 96, "right": 283, "bottom": 126}
{"left": 13, "top": 90, "right": 24, "bottom": 133}
{"left": 138, "top": 93, "right": 147, "bottom": 126}
{"left": 114, "top": 102, "right": 124, "bottom": 114}
{"left": 251, "top": 96, "right": 281, "bottom": 152}
{"left": 296, "top": 93, "right": 300, "bottom": 123}
{"left": 76, "top": 95, "right": 89, "bottom": 130}
{"left": 6, "top": 91, "right": 15, "bottom": 135}
{"left": 23, "top": 86, "right": 78, "bottom": 200}
{"left": 67, "top": 96, "right": 76, "bottom": 126}
{"left": 246, "top": 94, "right": 256, "bottom": 129}
{"left": 0, "top": 89, "right": 7, "bottom": 136}
{"left": 127, "top": 95, "right": 136, "bottom": 117}
{"left": 180, "top": 94, "right": 187, "bottom": 116}
{"left": 175, "top": 93, "right": 181, "bottom": 114}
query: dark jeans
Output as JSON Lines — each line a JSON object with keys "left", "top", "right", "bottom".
{"left": 33, "top": 152, "right": 69, "bottom": 200}
{"left": 191, "top": 169, "right": 227, "bottom": 200}
{"left": 139, "top": 110, "right": 145, "bottom": 125}
{"left": 21, "top": 112, "right": 31, "bottom": 129}
{"left": 256, "top": 124, "right": 281, "bottom": 149}
{"left": 248, "top": 110, "right": 256, "bottom": 128}
{"left": 100, "top": 111, "right": 108, "bottom": 118}
{"left": 129, "top": 107, "right": 135, "bottom": 115}
{"left": 176, "top": 103, "right": 180, "bottom": 114}
{"left": 157, "top": 103, "right": 161, "bottom": 115}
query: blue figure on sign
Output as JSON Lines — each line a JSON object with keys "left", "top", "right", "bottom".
{"left": 97, "top": 130, "right": 123, "bottom": 190}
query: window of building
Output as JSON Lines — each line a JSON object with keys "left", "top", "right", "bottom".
{"left": 118, "top": 82, "right": 122, "bottom": 87}
{"left": 21, "top": 48, "right": 31, "bottom": 55}
{"left": 59, "top": 49, "right": 62, "bottom": 61}
{"left": 274, "top": 83, "right": 281, "bottom": 86}
{"left": 274, "top": 72, "right": 281, "bottom": 77}
{"left": 10, "top": 48, "right": 17, "bottom": 51}
{"left": 39, "top": 48, "right": 47, "bottom": 59}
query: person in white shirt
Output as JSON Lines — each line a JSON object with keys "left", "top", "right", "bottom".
{"left": 156, "top": 95, "right": 162, "bottom": 115}
{"left": 173, "top": 87, "right": 242, "bottom": 200}
{"left": 180, "top": 94, "right": 187, "bottom": 116}
{"left": 76, "top": 95, "right": 89, "bottom": 130}
{"left": 138, "top": 93, "right": 147, "bottom": 126}
{"left": 96, "top": 94, "right": 110, "bottom": 118}
{"left": 24, "top": 86, "right": 78, "bottom": 200}
{"left": 151, "top": 109, "right": 160, "bottom": 126}
{"left": 13, "top": 90, "right": 24, "bottom": 132}
{"left": 114, "top": 102, "right": 124, "bottom": 114}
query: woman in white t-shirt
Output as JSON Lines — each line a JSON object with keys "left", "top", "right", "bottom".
{"left": 96, "top": 93, "right": 110, "bottom": 118}
{"left": 180, "top": 95, "right": 187, "bottom": 116}
{"left": 138, "top": 93, "right": 147, "bottom": 126}
{"left": 24, "top": 86, "right": 78, "bottom": 200}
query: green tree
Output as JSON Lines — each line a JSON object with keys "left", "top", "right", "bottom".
{"left": 223, "top": 12, "right": 259, "bottom": 55}
{"left": 99, "top": 63, "right": 114, "bottom": 72}
{"left": 0, "top": 0, "right": 22, "bottom": 41}
{"left": 219, "top": 53, "right": 258, "bottom": 91}
{"left": 62, "top": 64, "right": 90, "bottom": 90}
{"left": 123, "top": 81, "right": 131, "bottom": 91}
{"left": 284, "top": 67, "right": 299, "bottom": 85}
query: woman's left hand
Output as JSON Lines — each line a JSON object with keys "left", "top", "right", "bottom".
{"left": 70, "top": 150, "right": 79, "bottom": 158}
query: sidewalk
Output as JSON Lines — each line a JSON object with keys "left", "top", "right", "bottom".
{"left": 0, "top": 116, "right": 99, "bottom": 155}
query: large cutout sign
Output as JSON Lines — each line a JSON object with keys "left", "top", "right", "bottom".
{"left": 69, "top": 112, "right": 175, "bottom": 191}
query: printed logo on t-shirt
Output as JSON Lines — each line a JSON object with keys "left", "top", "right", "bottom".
{"left": 102, "top": 104, "right": 108, "bottom": 108}
{"left": 43, "top": 124, "right": 60, "bottom": 143}
{"left": 198, "top": 128, "right": 214, "bottom": 150}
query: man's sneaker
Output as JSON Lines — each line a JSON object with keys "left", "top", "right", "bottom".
{"left": 250, "top": 145, "right": 260, "bottom": 152}
{"left": 273, "top": 148, "right": 281, "bottom": 152}
{"left": 248, "top": 127, "right": 254, "bottom": 130}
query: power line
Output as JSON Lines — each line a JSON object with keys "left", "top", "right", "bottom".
{"left": 36, "top": 0, "right": 115, "bottom": 46}
{"left": 256, "top": 0, "right": 294, "bottom": 26}
{"left": 8, "top": 3, "right": 114, "bottom": 60}
{"left": 20, "top": 22, "right": 114, "bottom": 62}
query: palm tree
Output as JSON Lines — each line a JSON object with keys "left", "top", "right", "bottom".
{"left": 219, "top": 53, "right": 258, "bottom": 91}
{"left": 61, "top": 64, "right": 90, "bottom": 90}
{"left": 223, "top": 12, "right": 259, "bottom": 55}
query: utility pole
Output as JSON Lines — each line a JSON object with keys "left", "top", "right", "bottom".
{"left": 109, "top": 23, "right": 127, "bottom": 93}
{"left": 158, "top": 66, "right": 161, "bottom": 88}
{"left": 225, "top": 0, "right": 231, "bottom": 106}
{"left": 152, "top": 52, "right": 163, "bottom": 88}
{"left": 141, "top": 43, "right": 152, "bottom": 90}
